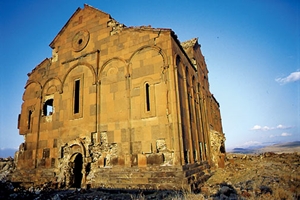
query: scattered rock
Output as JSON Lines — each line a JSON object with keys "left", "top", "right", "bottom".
{"left": 202, "top": 152, "right": 300, "bottom": 199}
{"left": 1, "top": 153, "right": 299, "bottom": 199}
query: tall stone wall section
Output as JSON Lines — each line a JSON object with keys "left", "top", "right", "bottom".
{"left": 11, "top": 4, "right": 225, "bottom": 192}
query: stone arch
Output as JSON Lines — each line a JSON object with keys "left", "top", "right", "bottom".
{"left": 185, "top": 66, "right": 191, "bottom": 86}
{"left": 129, "top": 45, "right": 167, "bottom": 66}
{"left": 175, "top": 55, "right": 186, "bottom": 79}
{"left": 24, "top": 80, "right": 42, "bottom": 89}
{"left": 128, "top": 45, "right": 167, "bottom": 77}
{"left": 135, "top": 77, "right": 155, "bottom": 86}
{"left": 68, "top": 138, "right": 87, "bottom": 158}
{"left": 41, "top": 77, "right": 63, "bottom": 95}
{"left": 57, "top": 138, "right": 89, "bottom": 188}
{"left": 99, "top": 57, "right": 128, "bottom": 84}
{"left": 39, "top": 78, "right": 62, "bottom": 118}
{"left": 175, "top": 55, "right": 182, "bottom": 70}
{"left": 62, "top": 62, "right": 97, "bottom": 86}
{"left": 99, "top": 57, "right": 129, "bottom": 124}
{"left": 23, "top": 81, "right": 42, "bottom": 101}
{"left": 99, "top": 57, "right": 127, "bottom": 76}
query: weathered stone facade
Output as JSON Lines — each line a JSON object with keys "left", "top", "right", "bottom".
{"left": 12, "top": 4, "right": 225, "bottom": 191}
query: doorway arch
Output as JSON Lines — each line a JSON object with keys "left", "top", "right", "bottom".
{"left": 73, "top": 153, "right": 83, "bottom": 188}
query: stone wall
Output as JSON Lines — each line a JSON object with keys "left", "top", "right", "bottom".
{"left": 12, "top": 4, "right": 225, "bottom": 192}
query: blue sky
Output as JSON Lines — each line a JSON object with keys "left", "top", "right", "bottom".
{"left": 0, "top": 0, "right": 299, "bottom": 154}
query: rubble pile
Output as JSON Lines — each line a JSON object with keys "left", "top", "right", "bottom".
{"left": 0, "top": 157, "right": 15, "bottom": 181}
{"left": 1, "top": 152, "right": 300, "bottom": 199}
{"left": 0, "top": 181, "right": 184, "bottom": 200}
{"left": 201, "top": 152, "right": 300, "bottom": 199}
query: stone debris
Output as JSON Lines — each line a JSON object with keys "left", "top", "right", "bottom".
{"left": 0, "top": 157, "right": 15, "bottom": 181}
{"left": 0, "top": 179, "right": 185, "bottom": 200}
{"left": 201, "top": 152, "right": 300, "bottom": 199}
{"left": 209, "top": 130, "right": 226, "bottom": 168}
{"left": 1, "top": 152, "right": 299, "bottom": 199}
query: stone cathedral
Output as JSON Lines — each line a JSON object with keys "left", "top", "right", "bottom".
{"left": 12, "top": 4, "right": 225, "bottom": 191}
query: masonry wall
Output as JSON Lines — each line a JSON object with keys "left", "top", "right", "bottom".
{"left": 13, "top": 4, "right": 224, "bottom": 191}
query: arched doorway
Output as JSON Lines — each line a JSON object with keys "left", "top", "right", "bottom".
{"left": 73, "top": 153, "right": 83, "bottom": 188}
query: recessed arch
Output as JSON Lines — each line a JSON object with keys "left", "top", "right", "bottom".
{"left": 24, "top": 80, "right": 42, "bottom": 90}
{"left": 99, "top": 57, "right": 127, "bottom": 76}
{"left": 42, "top": 77, "right": 63, "bottom": 95}
{"left": 68, "top": 138, "right": 87, "bottom": 158}
{"left": 99, "top": 57, "right": 128, "bottom": 84}
{"left": 62, "top": 62, "right": 97, "bottom": 86}
{"left": 23, "top": 81, "right": 42, "bottom": 101}
{"left": 129, "top": 45, "right": 167, "bottom": 66}
{"left": 129, "top": 46, "right": 167, "bottom": 81}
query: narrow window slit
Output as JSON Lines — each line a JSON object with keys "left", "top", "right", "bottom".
{"left": 28, "top": 110, "right": 32, "bottom": 129}
{"left": 145, "top": 83, "right": 150, "bottom": 111}
{"left": 74, "top": 79, "right": 80, "bottom": 114}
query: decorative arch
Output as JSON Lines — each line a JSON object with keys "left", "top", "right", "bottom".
{"left": 99, "top": 57, "right": 128, "bottom": 84}
{"left": 41, "top": 77, "right": 63, "bottom": 95}
{"left": 175, "top": 55, "right": 186, "bottom": 79}
{"left": 24, "top": 80, "right": 42, "bottom": 90}
{"left": 62, "top": 62, "right": 97, "bottom": 86}
{"left": 23, "top": 81, "right": 42, "bottom": 101}
{"left": 129, "top": 45, "right": 167, "bottom": 66}
{"left": 68, "top": 138, "right": 87, "bottom": 158}
{"left": 128, "top": 45, "right": 168, "bottom": 76}
{"left": 99, "top": 57, "right": 127, "bottom": 76}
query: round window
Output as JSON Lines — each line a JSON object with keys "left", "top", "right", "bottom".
{"left": 72, "top": 30, "right": 90, "bottom": 52}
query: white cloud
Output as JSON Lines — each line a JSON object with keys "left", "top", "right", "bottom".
{"left": 262, "top": 126, "right": 272, "bottom": 131}
{"left": 251, "top": 125, "right": 273, "bottom": 131}
{"left": 251, "top": 125, "right": 262, "bottom": 130}
{"left": 276, "top": 71, "right": 300, "bottom": 84}
{"left": 281, "top": 132, "right": 292, "bottom": 136}
{"left": 277, "top": 124, "right": 292, "bottom": 129}
{"left": 251, "top": 124, "right": 292, "bottom": 131}
{"left": 277, "top": 124, "right": 284, "bottom": 129}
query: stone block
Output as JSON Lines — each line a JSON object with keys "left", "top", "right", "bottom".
{"left": 146, "top": 154, "right": 164, "bottom": 165}
{"left": 138, "top": 154, "right": 147, "bottom": 167}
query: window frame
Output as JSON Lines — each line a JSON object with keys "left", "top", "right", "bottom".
{"left": 71, "top": 75, "right": 84, "bottom": 119}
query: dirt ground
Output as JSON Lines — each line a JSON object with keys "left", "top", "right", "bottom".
{"left": 199, "top": 152, "right": 300, "bottom": 199}
{"left": 1, "top": 152, "right": 300, "bottom": 199}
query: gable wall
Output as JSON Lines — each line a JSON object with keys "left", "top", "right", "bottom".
{"left": 13, "top": 5, "right": 224, "bottom": 190}
{"left": 17, "top": 5, "right": 180, "bottom": 171}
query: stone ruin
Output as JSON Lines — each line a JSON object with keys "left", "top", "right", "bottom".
{"left": 10, "top": 4, "right": 225, "bottom": 192}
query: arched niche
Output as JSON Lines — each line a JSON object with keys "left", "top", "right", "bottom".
{"left": 99, "top": 57, "right": 127, "bottom": 84}
{"left": 129, "top": 46, "right": 167, "bottom": 80}
{"left": 23, "top": 81, "right": 42, "bottom": 101}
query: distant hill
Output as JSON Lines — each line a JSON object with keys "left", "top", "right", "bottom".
{"left": 228, "top": 141, "right": 300, "bottom": 154}
{"left": 259, "top": 141, "right": 300, "bottom": 153}
{"left": 0, "top": 148, "right": 17, "bottom": 158}
{"left": 273, "top": 141, "right": 300, "bottom": 148}
{"left": 230, "top": 147, "right": 260, "bottom": 154}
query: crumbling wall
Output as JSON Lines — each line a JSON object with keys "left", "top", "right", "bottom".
{"left": 209, "top": 130, "right": 226, "bottom": 168}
